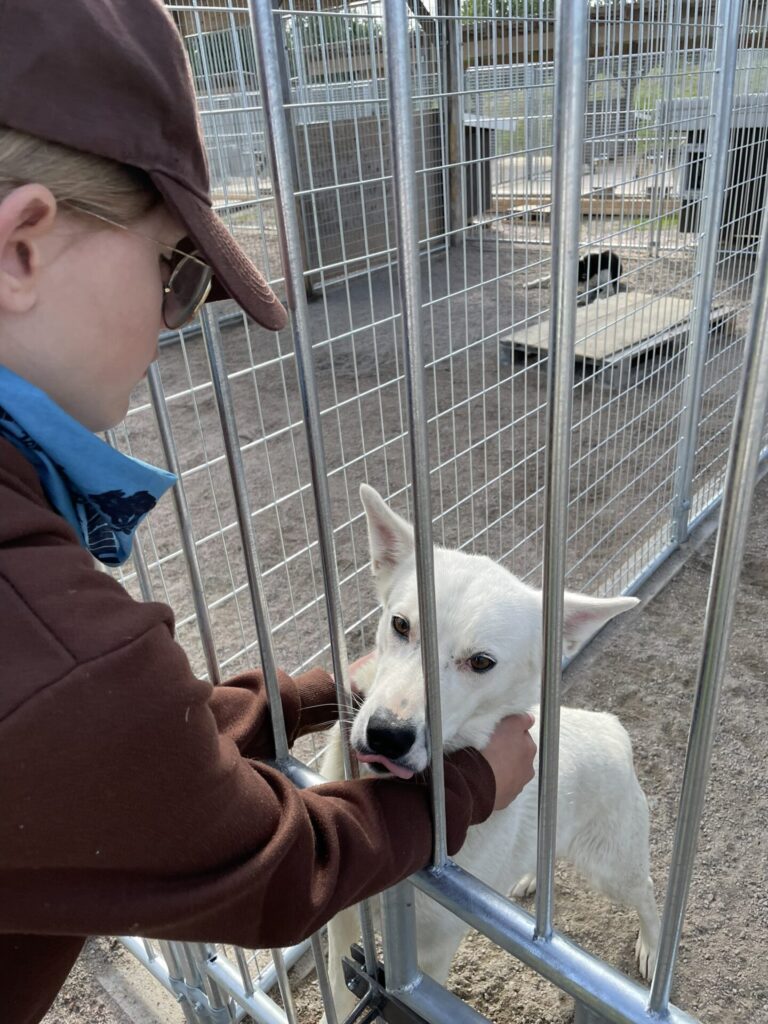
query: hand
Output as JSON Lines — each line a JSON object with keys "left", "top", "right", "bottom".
{"left": 479, "top": 713, "right": 537, "bottom": 811}
{"left": 348, "top": 649, "right": 375, "bottom": 680}
{"left": 347, "top": 650, "right": 376, "bottom": 699}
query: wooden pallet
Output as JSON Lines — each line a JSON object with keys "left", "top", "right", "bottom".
{"left": 507, "top": 292, "right": 734, "bottom": 368}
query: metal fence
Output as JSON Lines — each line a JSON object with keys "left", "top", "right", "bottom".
{"left": 107, "top": 0, "right": 768, "bottom": 1021}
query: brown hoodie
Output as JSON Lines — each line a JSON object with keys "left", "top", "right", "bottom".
{"left": 0, "top": 439, "right": 495, "bottom": 1024}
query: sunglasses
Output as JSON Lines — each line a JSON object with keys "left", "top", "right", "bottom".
{"left": 75, "top": 209, "right": 214, "bottom": 329}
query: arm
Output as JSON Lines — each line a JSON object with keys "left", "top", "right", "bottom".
{"left": 0, "top": 620, "right": 494, "bottom": 949}
{"left": 208, "top": 666, "right": 339, "bottom": 759}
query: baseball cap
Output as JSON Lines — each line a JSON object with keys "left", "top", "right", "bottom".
{"left": 0, "top": 0, "right": 288, "bottom": 331}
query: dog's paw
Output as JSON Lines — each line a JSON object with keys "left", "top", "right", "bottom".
{"left": 511, "top": 873, "right": 537, "bottom": 899}
{"left": 634, "top": 931, "right": 656, "bottom": 982}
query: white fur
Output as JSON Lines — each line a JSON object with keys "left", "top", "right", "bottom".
{"left": 321, "top": 486, "right": 659, "bottom": 1018}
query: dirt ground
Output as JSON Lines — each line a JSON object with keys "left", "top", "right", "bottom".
{"left": 41, "top": 236, "right": 766, "bottom": 1024}
{"left": 108, "top": 239, "right": 754, "bottom": 685}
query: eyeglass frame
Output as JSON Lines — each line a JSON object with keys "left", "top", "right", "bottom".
{"left": 66, "top": 206, "right": 214, "bottom": 329}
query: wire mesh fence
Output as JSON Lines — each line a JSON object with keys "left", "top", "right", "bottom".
{"left": 106, "top": 1, "right": 768, "bottom": 1021}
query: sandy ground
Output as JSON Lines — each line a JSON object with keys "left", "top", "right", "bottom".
{"left": 45, "top": 472, "right": 767, "bottom": 1024}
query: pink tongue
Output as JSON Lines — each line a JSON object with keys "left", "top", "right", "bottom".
{"left": 355, "top": 751, "right": 415, "bottom": 780}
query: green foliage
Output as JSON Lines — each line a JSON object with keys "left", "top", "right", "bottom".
{"left": 459, "top": 0, "right": 555, "bottom": 17}
{"left": 285, "top": 14, "right": 381, "bottom": 51}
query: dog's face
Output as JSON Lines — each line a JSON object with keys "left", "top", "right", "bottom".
{"left": 350, "top": 485, "right": 638, "bottom": 778}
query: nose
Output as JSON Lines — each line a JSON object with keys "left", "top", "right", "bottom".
{"left": 366, "top": 709, "right": 417, "bottom": 760}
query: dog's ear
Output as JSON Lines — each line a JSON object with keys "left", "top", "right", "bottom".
{"left": 561, "top": 592, "right": 639, "bottom": 656}
{"left": 360, "top": 484, "right": 414, "bottom": 593}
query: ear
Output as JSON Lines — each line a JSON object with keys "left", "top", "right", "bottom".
{"left": 360, "top": 484, "right": 414, "bottom": 596}
{"left": 0, "top": 184, "right": 57, "bottom": 315}
{"left": 562, "top": 591, "right": 639, "bottom": 656}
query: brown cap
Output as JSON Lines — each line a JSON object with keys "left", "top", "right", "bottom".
{"left": 0, "top": 0, "right": 288, "bottom": 331}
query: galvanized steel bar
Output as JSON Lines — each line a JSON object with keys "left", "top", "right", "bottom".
{"left": 671, "top": 0, "right": 744, "bottom": 543}
{"left": 147, "top": 363, "right": 221, "bottom": 684}
{"left": 122, "top": 937, "right": 198, "bottom": 1024}
{"left": 203, "top": 954, "right": 290, "bottom": 1024}
{"left": 127, "top": 529, "right": 155, "bottom": 605}
{"left": 395, "top": 973, "right": 491, "bottom": 1024}
{"left": 649, "top": 0, "right": 684, "bottom": 254}
{"left": 192, "top": 943, "right": 232, "bottom": 1018}
{"left": 270, "top": 9, "right": 315, "bottom": 301}
{"left": 383, "top": 0, "right": 448, "bottom": 869}
{"left": 380, "top": 882, "right": 422, "bottom": 995}
{"left": 248, "top": 0, "right": 378, "bottom": 976}
{"left": 439, "top": 0, "right": 464, "bottom": 246}
{"left": 270, "top": 948, "right": 299, "bottom": 1024}
{"left": 649, "top": 109, "right": 768, "bottom": 1014}
{"left": 105, "top": 428, "right": 155, "bottom": 603}
{"left": 248, "top": 0, "right": 355, "bottom": 786}
{"left": 200, "top": 308, "right": 289, "bottom": 759}
{"left": 234, "top": 946, "right": 255, "bottom": 999}
{"left": 310, "top": 933, "right": 339, "bottom": 1024}
{"left": 414, "top": 863, "right": 699, "bottom": 1024}
{"left": 535, "top": 0, "right": 589, "bottom": 941}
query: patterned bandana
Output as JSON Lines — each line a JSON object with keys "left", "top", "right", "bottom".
{"left": 0, "top": 366, "right": 175, "bottom": 566}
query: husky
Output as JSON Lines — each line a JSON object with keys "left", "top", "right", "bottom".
{"left": 577, "top": 250, "right": 623, "bottom": 305}
{"left": 320, "top": 485, "right": 659, "bottom": 1019}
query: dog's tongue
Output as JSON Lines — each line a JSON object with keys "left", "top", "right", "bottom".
{"left": 355, "top": 752, "right": 415, "bottom": 779}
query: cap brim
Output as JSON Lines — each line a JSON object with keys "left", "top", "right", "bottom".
{"left": 151, "top": 171, "right": 288, "bottom": 332}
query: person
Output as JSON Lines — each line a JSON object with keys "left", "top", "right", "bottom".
{"left": 0, "top": 3, "right": 537, "bottom": 1022}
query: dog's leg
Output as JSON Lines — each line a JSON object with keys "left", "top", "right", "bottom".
{"left": 565, "top": 790, "right": 660, "bottom": 981}
{"left": 511, "top": 871, "right": 537, "bottom": 898}
{"left": 322, "top": 905, "right": 363, "bottom": 1024}
{"left": 630, "top": 875, "right": 661, "bottom": 982}
{"left": 318, "top": 726, "right": 363, "bottom": 1021}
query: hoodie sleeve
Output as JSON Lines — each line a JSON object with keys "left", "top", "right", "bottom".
{"left": 0, "top": 618, "right": 495, "bottom": 950}
{"left": 208, "top": 666, "right": 341, "bottom": 759}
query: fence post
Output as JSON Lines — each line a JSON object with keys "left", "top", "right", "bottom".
{"left": 147, "top": 363, "right": 221, "bottom": 685}
{"left": 648, "top": 76, "right": 768, "bottom": 1014}
{"left": 535, "top": 0, "right": 589, "bottom": 942}
{"left": 382, "top": 0, "right": 448, "bottom": 871}
{"left": 649, "top": 0, "right": 684, "bottom": 254}
{"left": 271, "top": 10, "right": 315, "bottom": 301}
{"left": 438, "top": 0, "right": 464, "bottom": 246}
{"left": 671, "top": 0, "right": 743, "bottom": 544}
{"left": 248, "top": 0, "right": 378, "bottom": 978}
{"left": 199, "top": 307, "right": 290, "bottom": 759}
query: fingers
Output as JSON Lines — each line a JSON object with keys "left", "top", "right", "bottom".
{"left": 519, "top": 711, "right": 535, "bottom": 731}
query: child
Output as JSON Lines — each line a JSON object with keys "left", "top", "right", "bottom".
{"left": 0, "top": 2, "right": 536, "bottom": 1022}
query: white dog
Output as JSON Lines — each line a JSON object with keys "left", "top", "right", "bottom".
{"left": 320, "top": 485, "right": 659, "bottom": 1018}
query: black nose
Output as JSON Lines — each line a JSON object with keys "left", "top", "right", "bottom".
{"left": 366, "top": 710, "right": 417, "bottom": 760}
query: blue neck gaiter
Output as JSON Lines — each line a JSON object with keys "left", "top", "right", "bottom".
{"left": 0, "top": 366, "right": 175, "bottom": 566}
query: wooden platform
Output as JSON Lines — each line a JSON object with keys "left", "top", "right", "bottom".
{"left": 507, "top": 292, "right": 733, "bottom": 368}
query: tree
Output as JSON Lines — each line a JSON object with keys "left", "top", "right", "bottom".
{"left": 460, "top": 0, "right": 555, "bottom": 17}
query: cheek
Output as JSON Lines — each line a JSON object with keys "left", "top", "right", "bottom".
{"left": 112, "top": 243, "right": 163, "bottom": 332}
{"left": 441, "top": 670, "right": 481, "bottom": 721}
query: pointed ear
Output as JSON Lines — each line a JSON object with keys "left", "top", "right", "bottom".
{"left": 562, "top": 592, "right": 639, "bottom": 656}
{"left": 360, "top": 484, "right": 414, "bottom": 595}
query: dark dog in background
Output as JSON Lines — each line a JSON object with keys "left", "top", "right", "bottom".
{"left": 577, "top": 250, "right": 623, "bottom": 305}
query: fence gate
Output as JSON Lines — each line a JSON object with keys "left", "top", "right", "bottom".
{"left": 107, "top": 1, "right": 768, "bottom": 1022}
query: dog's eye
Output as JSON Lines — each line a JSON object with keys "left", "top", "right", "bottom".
{"left": 392, "top": 615, "right": 410, "bottom": 639}
{"left": 469, "top": 653, "right": 495, "bottom": 673}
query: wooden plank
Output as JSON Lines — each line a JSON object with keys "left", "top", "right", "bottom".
{"left": 508, "top": 292, "right": 733, "bottom": 367}
{"left": 494, "top": 196, "right": 679, "bottom": 219}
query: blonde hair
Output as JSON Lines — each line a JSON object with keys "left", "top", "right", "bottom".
{"left": 0, "top": 126, "right": 161, "bottom": 224}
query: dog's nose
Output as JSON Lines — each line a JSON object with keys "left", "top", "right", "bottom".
{"left": 366, "top": 710, "right": 417, "bottom": 760}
